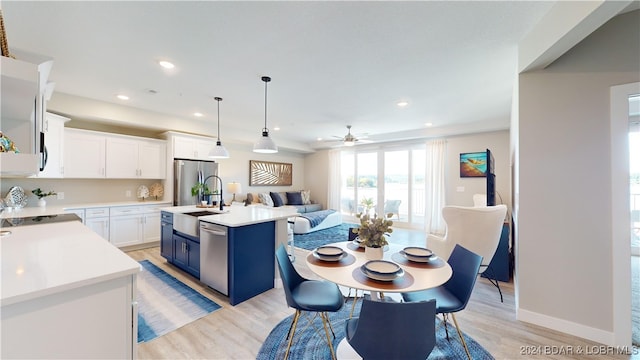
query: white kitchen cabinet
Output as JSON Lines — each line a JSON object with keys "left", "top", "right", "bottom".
{"left": 110, "top": 208, "right": 144, "bottom": 248}
{"left": 85, "top": 207, "right": 110, "bottom": 241}
{"left": 64, "top": 208, "right": 85, "bottom": 223}
{"left": 173, "top": 134, "right": 214, "bottom": 161}
{"left": 142, "top": 205, "right": 162, "bottom": 243}
{"left": 110, "top": 203, "right": 169, "bottom": 247}
{"left": 36, "top": 113, "right": 69, "bottom": 178}
{"left": 64, "top": 128, "right": 106, "bottom": 178}
{"left": 0, "top": 54, "right": 48, "bottom": 177}
{"left": 105, "top": 136, "right": 166, "bottom": 179}
{"left": 138, "top": 140, "right": 166, "bottom": 178}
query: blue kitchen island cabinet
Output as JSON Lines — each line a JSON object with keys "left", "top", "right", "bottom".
{"left": 160, "top": 211, "right": 173, "bottom": 260}
{"left": 160, "top": 205, "right": 298, "bottom": 305}
{"left": 227, "top": 221, "right": 275, "bottom": 305}
{"left": 173, "top": 232, "right": 200, "bottom": 279}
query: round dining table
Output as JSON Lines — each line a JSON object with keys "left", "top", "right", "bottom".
{"left": 305, "top": 241, "right": 452, "bottom": 300}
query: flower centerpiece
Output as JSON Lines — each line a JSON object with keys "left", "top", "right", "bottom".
{"left": 355, "top": 212, "right": 394, "bottom": 259}
{"left": 32, "top": 188, "right": 57, "bottom": 207}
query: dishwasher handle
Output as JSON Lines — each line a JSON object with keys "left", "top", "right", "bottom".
{"left": 200, "top": 227, "right": 226, "bottom": 236}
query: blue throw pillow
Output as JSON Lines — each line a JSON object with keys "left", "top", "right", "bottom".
{"left": 286, "top": 191, "right": 304, "bottom": 205}
{"left": 270, "top": 192, "right": 284, "bottom": 207}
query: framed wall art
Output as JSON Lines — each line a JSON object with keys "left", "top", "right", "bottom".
{"left": 460, "top": 152, "right": 487, "bottom": 177}
{"left": 250, "top": 160, "right": 293, "bottom": 186}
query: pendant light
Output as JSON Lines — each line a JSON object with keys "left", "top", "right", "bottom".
{"left": 209, "top": 96, "right": 230, "bottom": 159}
{"left": 253, "top": 76, "right": 278, "bottom": 153}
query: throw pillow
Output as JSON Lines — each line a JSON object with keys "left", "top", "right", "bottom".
{"left": 270, "top": 192, "right": 284, "bottom": 207}
{"left": 286, "top": 191, "right": 304, "bottom": 205}
{"left": 301, "top": 190, "right": 311, "bottom": 205}
{"left": 258, "top": 193, "right": 273, "bottom": 207}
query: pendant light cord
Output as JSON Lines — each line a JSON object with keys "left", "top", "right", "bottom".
{"left": 215, "top": 97, "right": 222, "bottom": 141}
{"left": 262, "top": 76, "right": 271, "bottom": 133}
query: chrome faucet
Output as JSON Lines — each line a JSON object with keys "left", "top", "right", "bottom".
{"left": 203, "top": 174, "right": 224, "bottom": 211}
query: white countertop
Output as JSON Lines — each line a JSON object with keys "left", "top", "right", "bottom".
{"left": 1, "top": 221, "right": 140, "bottom": 306}
{"left": 162, "top": 204, "right": 299, "bottom": 227}
{"left": 1, "top": 200, "right": 171, "bottom": 219}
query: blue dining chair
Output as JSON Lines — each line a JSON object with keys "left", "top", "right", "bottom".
{"left": 275, "top": 244, "right": 344, "bottom": 360}
{"left": 345, "top": 298, "right": 437, "bottom": 359}
{"left": 402, "top": 244, "right": 483, "bottom": 360}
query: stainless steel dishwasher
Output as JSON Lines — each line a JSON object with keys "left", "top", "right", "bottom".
{"left": 199, "top": 222, "right": 228, "bottom": 295}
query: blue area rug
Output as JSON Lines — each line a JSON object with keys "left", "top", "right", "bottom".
{"left": 137, "top": 260, "right": 221, "bottom": 343}
{"left": 294, "top": 223, "right": 359, "bottom": 250}
{"left": 257, "top": 298, "right": 494, "bottom": 359}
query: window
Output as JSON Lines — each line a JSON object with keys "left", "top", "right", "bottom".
{"left": 338, "top": 144, "right": 432, "bottom": 230}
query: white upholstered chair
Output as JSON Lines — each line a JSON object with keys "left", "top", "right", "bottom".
{"left": 472, "top": 193, "right": 487, "bottom": 207}
{"left": 428, "top": 204, "right": 508, "bottom": 300}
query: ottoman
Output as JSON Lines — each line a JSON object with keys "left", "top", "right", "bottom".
{"left": 292, "top": 210, "right": 342, "bottom": 234}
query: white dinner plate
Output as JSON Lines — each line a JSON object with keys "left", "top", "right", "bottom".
{"left": 402, "top": 247, "right": 433, "bottom": 258}
{"left": 313, "top": 250, "right": 347, "bottom": 262}
{"left": 360, "top": 262, "right": 404, "bottom": 281}
{"left": 400, "top": 250, "right": 438, "bottom": 263}
{"left": 315, "top": 246, "right": 344, "bottom": 257}
{"left": 363, "top": 260, "right": 402, "bottom": 275}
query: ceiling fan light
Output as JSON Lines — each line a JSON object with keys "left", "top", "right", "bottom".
{"left": 344, "top": 139, "right": 355, "bottom": 146}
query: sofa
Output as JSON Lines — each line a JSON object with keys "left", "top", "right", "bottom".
{"left": 250, "top": 190, "right": 322, "bottom": 213}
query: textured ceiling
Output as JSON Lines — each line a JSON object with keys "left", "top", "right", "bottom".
{"left": 2, "top": 1, "right": 557, "bottom": 150}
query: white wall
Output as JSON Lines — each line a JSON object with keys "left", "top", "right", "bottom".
{"left": 517, "top": 9, "right": 639, "bottom": 345}
{"left": 210, "top": 141, "right": 307, "bottom": 204}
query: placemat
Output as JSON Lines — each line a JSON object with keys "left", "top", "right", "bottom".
{"left": 346, "top": 242, "right": 365, "bottom": 252}
{"left": 391, "top": 252, "right": 446, "bottom": 269}
{"left": 306, "top": 252, "right": 356, "bottom": 267}
{"left": 351, "top": 267, "right": 414, "bottom": 290}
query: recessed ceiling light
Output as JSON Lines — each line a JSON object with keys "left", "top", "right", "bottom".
{"left": 317, "top": 137, "right": 323, "bottom": 141}
{"left": 158, "top": 60, "right": 175, "bottom": 69}
{"left": 116, "top": 94, "right": 129, "bottom": 100}
{"left": 396, "top": 101, "right": 409, "bottom": 107}
{"left": 425, "top": 122, "right": 433, "bottom": 127}
{"left": 194, "top": 112, "right": 203, "bottom": 117}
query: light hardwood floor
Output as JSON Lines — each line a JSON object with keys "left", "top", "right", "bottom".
{"left": 127, "top": 235, "right": 639, "bottom": 360}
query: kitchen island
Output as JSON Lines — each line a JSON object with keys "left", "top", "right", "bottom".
{"left": 161, "top": 204, "right": 298, "bottom": 305}
{"left": 1, "top": 220, "right": 140, "bottom": 359}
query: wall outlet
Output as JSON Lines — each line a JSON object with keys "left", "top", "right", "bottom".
{"left": 125, "top": 190, "right": 132, "bottom": 197}
{"left": 456, "top": 186, "right": 465, "bottom": 192}
{"left": 57, "top": 192, "right": 64, "bottom": 200}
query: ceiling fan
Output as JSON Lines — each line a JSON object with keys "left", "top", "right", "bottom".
{"left": 330, "top": 125, "right": 371, "bottom": 147}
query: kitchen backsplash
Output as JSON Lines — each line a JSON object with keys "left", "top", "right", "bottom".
{"left": 0, "top": 178, "right": 167, "bottom": 207}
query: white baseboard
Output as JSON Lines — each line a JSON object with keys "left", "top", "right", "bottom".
{"left": 517, "top": 308, "right": 614, "bottom": 346}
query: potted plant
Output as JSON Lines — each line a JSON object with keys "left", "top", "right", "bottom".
{"left": 32, "top": 188, "right": 57, "bottom": 208}
{"left": 191, "top": 183, "right": 212, "bottom": 204}
{"left": 360, "top": 197, "right": 375, "bottom": 214}
{"left": 354, "top": 212, "right": 394, "bottom": 260}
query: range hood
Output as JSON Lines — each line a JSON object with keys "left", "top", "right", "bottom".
{"left": 1, "top": 50, "right": 53, "bottom": 177}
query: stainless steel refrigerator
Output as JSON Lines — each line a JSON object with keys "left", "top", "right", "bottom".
{"left": 173, "top": 158, "right": 218, "bottom": 206}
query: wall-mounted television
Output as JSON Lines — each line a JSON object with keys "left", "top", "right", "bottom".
{"left": 486, "top": 148, "right": 496, "bottom": 206}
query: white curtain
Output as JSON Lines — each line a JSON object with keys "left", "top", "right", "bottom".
{"left": 327, "top": 149, "right": 342, "bottom": 210}
{"left": 425, "top": 139, "right": 446, "bottom": 235}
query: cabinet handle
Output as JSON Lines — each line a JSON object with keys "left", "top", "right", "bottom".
{"left": 201, "top": 228, "right": 226, "bottom": 236}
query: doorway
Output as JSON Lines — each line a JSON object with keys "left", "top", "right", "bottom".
{"left": 611, "top": 82, "right": 639, "bottom": 347}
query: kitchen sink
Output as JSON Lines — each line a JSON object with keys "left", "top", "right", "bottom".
{"left": 173, "top": 210, "right": 221, "bottom": 238}
{"left": 184, "top": 211, "right": 216, "bottom": 217}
